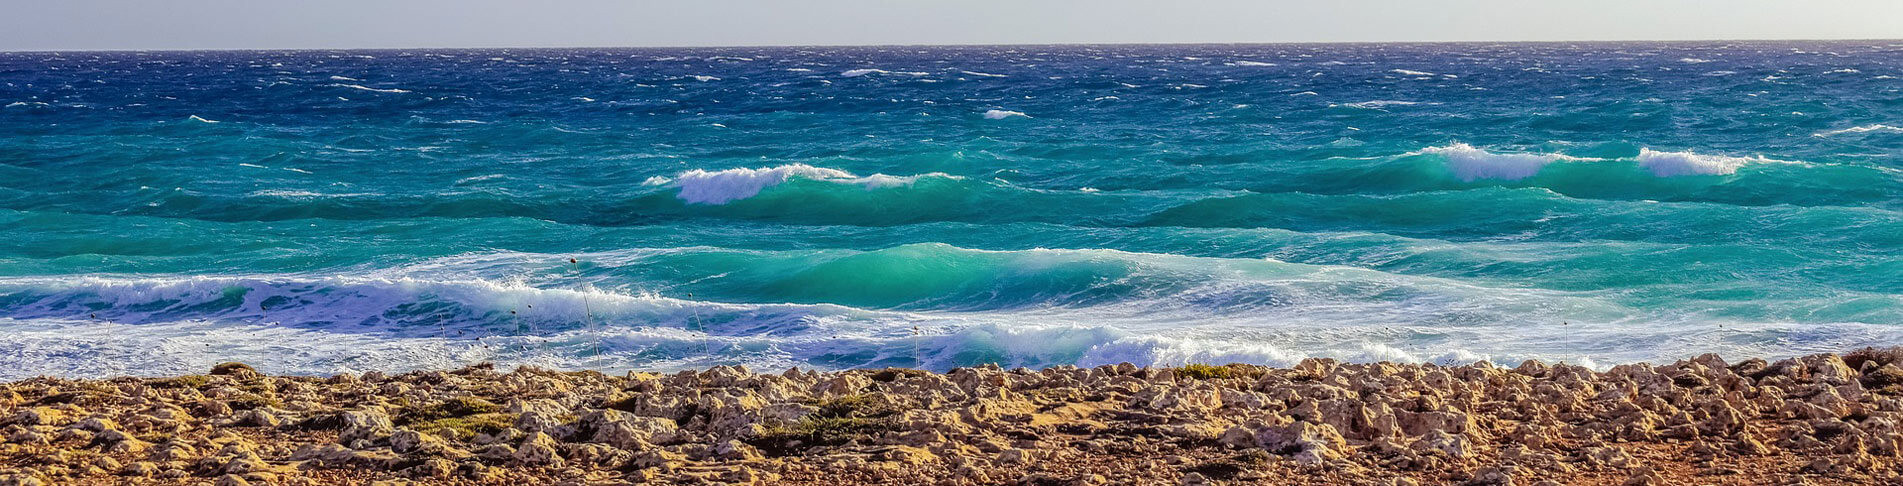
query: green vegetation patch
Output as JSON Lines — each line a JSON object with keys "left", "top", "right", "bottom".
{"left": 749, "top": 393, "right": 906, "bottom": 455}
{"left": 1184, "top": 450, "right": 1275, "bottom": 480}
{"left": 411, "top": 413, "right": 517, "bottom": 441}
{"left": 1172, "top": 363, "right": 1266, "bottom": 381}
{"left": 148, "top": 375, "right": 211, "bottom": 389}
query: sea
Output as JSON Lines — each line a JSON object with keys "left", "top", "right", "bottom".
{"left": 2, "top": 42, "right": 1899, "bottom": 379}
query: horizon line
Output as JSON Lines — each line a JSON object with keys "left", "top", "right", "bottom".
{"left": 5, "top": 37, "right": 1900, "bottom": 54}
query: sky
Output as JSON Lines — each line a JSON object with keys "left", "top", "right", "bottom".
{"left": 4, "top": 0, "right": 1902, "bottom": 51}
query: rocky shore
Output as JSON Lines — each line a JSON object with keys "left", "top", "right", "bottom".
{"left": 6, "top": 349, "right": 1903, "bottom": 485}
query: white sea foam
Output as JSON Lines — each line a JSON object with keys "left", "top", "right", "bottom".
{"left": 668, "top": 164, "right": 955, "bottom": 204}
{"left": 686, "top": 75, "right": 720, "bottom": 82}
{"left": 1338, "top": 100, "right": 1426, "bottom": 109}
{"left": 841, "top": 69, "right": 929, "bottom": 77}
{"left": 1679, "top": 57, "right": 1714, "bottom": 63}
{"left": 4, "top": 245, "right": 1898, "bottom": 378}
{"left": 455, "top": 174, "right": 505, "bottom": 185}
{"left": 1634, "top": 148, "right": 1764, "bottom": 176}
{"left": 248, "top": 189, "right": 379, "bottom": 198}
{"left": 983, "top": 109, "right": 1028, "bottom": 120}
{"left": 1227, "top": 60, "right": 1277, "bottom": 67}
{"left": 188, "top": 115, "right": 219, "bottom": 123}
{"left": 958, "top": 70, "right": 1007, "bottom": 77}
{"left": 329, "top": 83, "right": 411, "bottom": 94}
{"left": 1814, "top": 124, "right": 1903, "bottom": 137}
{"left": 1417, "top": 143, "right": 1565, "bottom": 181}
{"left": 328, "top": 75, "right": 360, "bottom": 81}
{"left": 1390, "top": 69, "right": 1436, "bottom": 76}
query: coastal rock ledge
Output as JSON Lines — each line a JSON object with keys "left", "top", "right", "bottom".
{"left": 7, "top": 350, "right": 1903, "bottom": 485}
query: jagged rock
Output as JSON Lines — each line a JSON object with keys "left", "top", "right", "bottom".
{"left": 513, "top": 432, "right": 565, "bottom": 467}
{"left": 7, "top": 408, "right": 65, "bottom": 427}
{"left": 338, "top": 409, "right": 394, "bottom": 444}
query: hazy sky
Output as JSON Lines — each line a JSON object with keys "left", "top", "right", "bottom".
{"left": 5, "top": 0, "right": 1902, "bottom": 51}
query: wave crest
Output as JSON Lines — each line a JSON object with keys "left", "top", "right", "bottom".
{"left": 669, "top": 164, "right": 957, "bottom": 205}
{"left": 1416, "top": 143, "right": 1565, "bottom": 181}
{"left": 1634, "top": 148, "right": 1766, "bottom": 177}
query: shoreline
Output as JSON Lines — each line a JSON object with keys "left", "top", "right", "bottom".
{"left": 4, "top": 350, "right": 1902, "bottom": 485}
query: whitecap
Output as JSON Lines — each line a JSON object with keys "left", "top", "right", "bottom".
{"left": 328, "top": 75, "right": 361, "bottom": 81}
{"left": 1390, "top": 69, "right": 1436, "bottom": 76}
{"left": 687, "top": 75, "right": 720, "bottom": 82}
{"left": 328, "top": 83, "right": 411, "bottom": 94}
{"left": 841, "top": 68, "right": 928, "bottom": 77}
{"left": 982, "top": 109, "right": 1028, "bottom": 120}
{"left": 668, "top": 164, "right": 958, "bottom": 204}
{"left": 1337, "top": 100, "right": 1426, "bottom": 109}
{"left": 455, "top": 174, "right": 505, "bottom": 184}
{"left": 187, "top": 115, "right": 219, "bottom": 123}
{"left": 1227, "top": 60, "right": 1276, "bottom": 67}
{"left": 1814, "top": 124, "right": 1903, "bottom": 137}
{"left": 958, "top": 70, "right": 1007, "bottom": 77}
{"left": 1635, "top": 148, "right": 1767, "bottom": 176}
{"left": 1417, "top": 143, "right": 1566, "bottom": 181}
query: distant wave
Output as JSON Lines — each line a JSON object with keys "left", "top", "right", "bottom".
{"left": 666, "top": 164, "right": 959, "bottom": 205}
{"left": 1411, "top": 144, "right": 1787, "bottom": 180}
{"left": 1633, "top": 148, "right": 1767, "bottom": 176}
{"left": 841, "top": 68, "right": 929, "bottom": 77}
{"left": 1336, "top": 100, "right": 1430, "bottom": 109}
{"left": 187, "top": 115, "right": 220, "bottom": 124}
{"left": 1815, "top": 124, "right": 1903, "bottom": 137}
{"left": 958, "top": 70, "right": 1007, "bottom": 77}
{"left": 1417, "top": 143, "right": 1568, "bottom": 181}
{"left": 328, "top": 83, "right": 411, "bottom": 94}
{"left": 1227, "top": 61, "right": 1277, "bottom": 67}
{"left": 983, "top": 109, "right": 1029, "bottom": 119}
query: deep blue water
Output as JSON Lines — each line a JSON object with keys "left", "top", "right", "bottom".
{"left": 1, "top": 42, "right": 1899, "bottom": 378}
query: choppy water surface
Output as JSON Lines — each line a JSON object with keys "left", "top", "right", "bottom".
{"left": 2, "top": 42, "right": 1900, "bottom": 378}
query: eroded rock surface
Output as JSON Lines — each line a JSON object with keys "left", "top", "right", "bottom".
{"left": 5, "top": 350, "right": 1903, "bottom": 484}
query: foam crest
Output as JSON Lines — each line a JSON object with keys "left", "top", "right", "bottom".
{"left": 1635, "top": 148, "right": 1764, "bottom": 176}
{"left": 328, "top": 83, "right": 411, "bottom": 94}
{"left": 983, "top": 109, "right": 1028, "bottom": 119}
{"left": 1416, "top": 143, "right": 1565, "bottom": 181}
{"left": 669, "top": 164, "right": 955, "bottom": 204}
{"left": 841, "top": 69, "right": 929, "bottom": 77}
{"left": 1815, "top": 124, "right": 1903, "bottom": 137}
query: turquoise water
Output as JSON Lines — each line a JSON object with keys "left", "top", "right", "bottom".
{"left": 1, "top": 42, "right": 1899, "bottom": 378}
